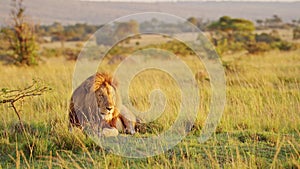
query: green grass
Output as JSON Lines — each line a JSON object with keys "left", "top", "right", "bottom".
{"left": 0, "top": 49, "right": 300, "bottom": 168}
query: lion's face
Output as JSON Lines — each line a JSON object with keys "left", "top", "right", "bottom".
{"left": 95, "top": 83, "right": 117, "bottom": 122}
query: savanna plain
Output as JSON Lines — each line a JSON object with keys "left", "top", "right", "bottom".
{"left": 0, "top": 38, "right": 300, "bottom": 168}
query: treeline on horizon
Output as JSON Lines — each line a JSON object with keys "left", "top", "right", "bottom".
{"left": 1, "top": 13, "right": 300, "bottom": 65}
{"left": 12, "top": 14, "right": 300, "bottom": 43}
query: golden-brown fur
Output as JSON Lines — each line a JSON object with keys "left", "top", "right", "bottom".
{"left": 69, "top": 72, "right": 136, "bottom": 136}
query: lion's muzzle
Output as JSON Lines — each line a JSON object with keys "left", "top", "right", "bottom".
{"left": 98, "top": 107, "right": 114, "bottom": 121}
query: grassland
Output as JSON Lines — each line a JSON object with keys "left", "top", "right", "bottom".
{"left": 0, "top": 46, "right": 300, "bottom": 168}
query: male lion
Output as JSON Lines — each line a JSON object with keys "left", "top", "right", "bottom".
{"left": 69, "top": 72, "right": 137, "bottom": 137}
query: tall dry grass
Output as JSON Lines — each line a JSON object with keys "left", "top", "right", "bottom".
{"left": 0, "top": 49, "right": 299, "bottom": 168}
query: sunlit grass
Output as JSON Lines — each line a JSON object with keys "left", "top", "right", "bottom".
{"left": 0, "top": 49, "right": 300, "bottom": 168}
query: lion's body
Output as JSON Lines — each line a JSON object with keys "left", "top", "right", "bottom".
{"left": 69, "top": 73, "right": 136, "bottom": 136}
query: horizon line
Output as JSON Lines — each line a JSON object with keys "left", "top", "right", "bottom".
{"left": 79, "top": 0, "right": 300, "bottom": 2}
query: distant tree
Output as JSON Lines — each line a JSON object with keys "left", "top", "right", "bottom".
{"left": 265, "top": 15, "right": 284, "bottom": 28}
{"left": 255, "top": 32, "right": 280, "bottom": 43}
{"left": 292, "top": 19, "right": 297, "bottom": 26}
{"left": 208, "top": 16, "right": 255, "bottom": 53}
{"left": 35, "top": 23, "right": 100, "bottom": 43}
{"left": 187, "top": 17, "right": 209, "bottom": 31}
{"left": 49, "top": 22, "right": 65, "bottom": 48}
{"left": 64, "top": 27, "right": 77, "bottom": 40}
{"left": 187, "top": 17, "right": 198, "bottom": 32}
{"left": 63, "top": 24, "right": 100, "bottom": 41}
{"left": 187, "top": 17, "right": 198, "bottom": 26}
{"left": 95, "top": 25, "right": 115, "bottom": 46}
{"left": 113, "top": 20, "right": 139, "bottom": 41}
{"left": 272, "top": 15, "right": 282, "bottom": 23}
{"left": 1, "top": 0, "right": 39, "bottom": 65}
{"left": 256, "top": 19, "right": 264, "bottom": 28}
{"left": 293, "top": 27, "right": 300, "bottom": 40}
{"left": 208, "top": 16, "right": 255, "bottom": 32}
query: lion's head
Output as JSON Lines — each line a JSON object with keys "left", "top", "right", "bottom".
{"left": 93, "top": 73, "right": 119, "bottom": 122}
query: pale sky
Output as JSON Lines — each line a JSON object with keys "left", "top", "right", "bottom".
{"left": 80, "top": 0, "right": 300, "bottom": 2}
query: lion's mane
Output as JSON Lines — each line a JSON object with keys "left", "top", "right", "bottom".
{"left": 69, "top": 73, "right": 121, "bottom": 130}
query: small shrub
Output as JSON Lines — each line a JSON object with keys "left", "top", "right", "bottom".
{"left": 246, "top": 42, "right": 272, "bottom": 54}
{"left": 293, "top": 27, "right": 300, "bottom": 40}
{"left": 275, "top": 41, "right": 294, "bottom": 51}
{"left": 255, "top": 33, "right": 280, "bottom": 43}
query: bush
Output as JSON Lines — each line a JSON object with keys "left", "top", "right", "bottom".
{"left": 255, "top": 33, "right": 280, "bottom": 43}
{"left": 246, "top": 33, "right": 295, "bottom": 54}
{"left": 293, "top": 27, "right": 300, "bottom": 40}
{"left": 215, "top": 40, "right": 246, "bottom": 55}
{"left": 274, "top": 41, "right": 294, "bottom": 51}
{"left": 1, "top": 0, "right": 39, "bottom": 66}
{"left": 245, "top": 42, "right": 272, "bottom": 54}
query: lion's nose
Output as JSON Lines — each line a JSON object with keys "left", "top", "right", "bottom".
{"left": 106, "top": 107, "right": 113, "bottom": 111}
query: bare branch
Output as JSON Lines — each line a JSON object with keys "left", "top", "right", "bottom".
{"left": 0, "top": 79, "right": 51, "bottom": 133}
